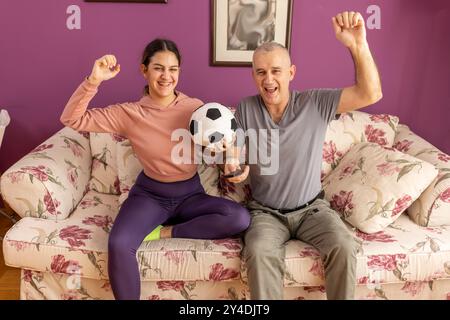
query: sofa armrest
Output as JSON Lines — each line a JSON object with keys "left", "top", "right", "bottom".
{"left": 394, "top": 124, "right": 450, "bottom": 226}
{"left": 0, "top": 127, "right": 92, "bottom": 220}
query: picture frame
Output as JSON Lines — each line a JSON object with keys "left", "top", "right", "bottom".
{"left": 211, "top": 0, "right": 293, "bottom": 66}
{"left": 85, "top": 0, "right": 167, "bottom": 3}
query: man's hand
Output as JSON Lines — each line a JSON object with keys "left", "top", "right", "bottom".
{"left": 88, "top": 54, "right": 121, "bottom": 86}
{"left": 223, "top": 161, "right": 250, "bottom": 184}
{"left": 332, "top": 11, "right": 367, "bottom": 49}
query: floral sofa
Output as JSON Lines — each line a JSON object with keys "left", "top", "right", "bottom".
{"left": 1, "top": 111, "right": 450, "bottom": 300}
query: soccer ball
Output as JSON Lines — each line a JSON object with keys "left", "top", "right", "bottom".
{"left": 189, "top": 102, "right": 238, "bottom": 151}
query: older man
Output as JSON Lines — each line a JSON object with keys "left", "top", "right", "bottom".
{"left": 224, "top": 11, "right": 382, "bottom": 299}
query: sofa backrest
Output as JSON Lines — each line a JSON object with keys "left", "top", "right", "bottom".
{"left": 87, "top": 111, "right": 399, "bottom": 202}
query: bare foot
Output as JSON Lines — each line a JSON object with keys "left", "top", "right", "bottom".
{"left": 160, "top": 226, "right": 173, "bottom": 239}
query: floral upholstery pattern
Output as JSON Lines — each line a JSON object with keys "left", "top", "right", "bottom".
{"left": 2, "top": 111, "right": 450, "bottom": 300}
{"left": 18, "top": 268, "right": 450, "bottom": 300}
{"left": 394, "top": 124, "right": 450, "bottom": 227}
{"left": 322, "top": 142, "right": 438, "bottom": 233}
{"left": 0, "top": 127, "right": 91, "bottom": 220}
{"left": 322, "top": 112, "right": 399, "bottom": 180}
{"left": 89, "top": 133, "right": 121, "bottom": 195}
{"left": 11, "top": 213, "right": 450, "bottom": 299}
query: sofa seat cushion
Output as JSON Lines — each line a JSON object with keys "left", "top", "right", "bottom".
{"left": 4, "top": 194, "right": 450, "bottom": 286}
{"left": 241, "top": 214, "right": 450, "bottom": 287}
{"left": 3, "top": 191, "right": 243, "bottom": 282}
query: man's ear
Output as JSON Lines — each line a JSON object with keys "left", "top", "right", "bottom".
{"left": 289, "top": 64, "right": 296, "bottom": 81}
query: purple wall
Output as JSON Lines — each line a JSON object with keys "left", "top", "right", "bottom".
{"left": 0, "top": 0, "right": 449, "bottom": 173}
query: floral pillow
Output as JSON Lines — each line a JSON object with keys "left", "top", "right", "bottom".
{"left": 322, "top": 111, "right": 399, "bottom": 180}
{"left": 322, "top": 142, "right": 438, "bottom": 233}
{"left": 394, "top": 124, "right": 450, "bottom": 226}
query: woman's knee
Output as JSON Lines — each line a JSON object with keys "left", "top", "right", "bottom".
{"left": 108, "top": 230, "right": 137, "bottom": 255}
{"left": 223, "top": 203, "right": 251, "bottom": 233}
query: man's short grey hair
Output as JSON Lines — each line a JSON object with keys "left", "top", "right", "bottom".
{"left": 254, "top": 41, "right": 287, "bottom": 54}
{"left": 253, "top": 41, "right": 291, "bottom": 65}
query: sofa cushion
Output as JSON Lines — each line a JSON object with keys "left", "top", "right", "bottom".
{"left": 322, "top": 111, "right": 399, "bottom": 180}
{"left": 322, "top": 142, "right": 438, "bottom": 233}
{"left": 4, "top": 192, "right": 450, "bottom": 287}
{"left": 394, "top": 124, "right": 450, "bottom": 227}
{"left": 89, "top": 133, "right": 121, "bottom": 195}
{"left": 115, "top": 138, "right": 221, "bottom": 205}
{"left": 2, "top": 191, "right": 241, "bottom": 282}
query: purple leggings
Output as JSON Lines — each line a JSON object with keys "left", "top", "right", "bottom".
{"left": 108, "top": 171, "right": 250, "bottom": 300}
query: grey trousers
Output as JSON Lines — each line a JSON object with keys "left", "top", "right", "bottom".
{"left": 243, "top": 198, "right": 359, "bottom": 300}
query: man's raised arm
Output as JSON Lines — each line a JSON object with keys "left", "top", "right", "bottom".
{"left": 332, "top": 11, "right": 383, "bottom": 114}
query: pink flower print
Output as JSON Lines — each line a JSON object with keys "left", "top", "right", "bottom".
{"left": 111, "top": 133, "right": 126, "bottom": 143}
{"left": 338, "top": 161, "right": 357, "bottom": 180}
{"left": 222, "top": 252, "right": 241, "bottom": 259}
{"left": 164, "top": 251, "right": 186, "bottom": 266}
{"left": 92, "top": 158, "right": 102, "bottom": 170}
{"left": 157, "top": 281, "right": 185, "bottom": 292}
{"left": 82, "top": 215, "right": 113, "bottom": 233}
{"left": 23, "top": 270, "right": 33, "bottom": 283}
{"left": 376, "top": 162, "right": 400, "bottom": 176}
{"left": 9, "top": 240, "right": 30, "bottom": 251}
{"left": 358, "top": 276, "right": 370, "bottom": 284}
{"left": 392, "top": 195, "right": 413, "bottom": 216}
{"left": 6, "top": 171, "right": 24, "bottom": 183}
{"left": 44, "top": 190, "right": 60, "bottom": 215}
{"left": 65, "top": 139, "right": 83, "bottom": 158}
{"left": 79, "top": 131, "right": 90, "bottom": 139}
{"left": 148, "top": 295, "right": 161, "bottom": 300}
{"left": 401, "top": 281, "right": 426, "bottom": 297}
{"left": 212, "top": 238, "right": 242, "bottom": 250}
{"left": 330, "top": 191, "right": 354, "bottom": 217}
{"left": 22, "top": 165, "right": 49, "bottom": 182}
{"left": 393, "top": 140, "right": 413, "bottom": 153}
{"left": 303, "top": 286, "right": 326, "bottom": 293}
{"left": 322, "top": 141, "right": 343, "bottom": 165}
{"left": 299, "top": 247, "right": 320, "bottom": 258}
{"left": 50, "top": 254, "right": 82, "bottom": 274}
{"left": 67, "top": 167, "right": 78, "bottom": 188}
{"left": 31, "top": 143, "right": 54, "bottom": 153}
{"left": 440, "top": 188, "right": 450, "bottom": 203}
{"left": 101, "top": 281, "right": 111, "bottom": 292}
{"left": 365, "top": 125, "right": 388, "bottom": 146}
{"left": 437, "top": 153, "right": 450, "bottom": 162}
{"left": 367, "top": 254, "right": 407, "bottom": 271}
{"left": 356, "top": 230, "right": 396, "bottom": 243}
{"left": 59, "top": 225, "right": 92, "bottom": 247}
{"left": 208, "top": 263, "right": 239, "bottom": 281}
{"left": 370, "top": 114, "right": 391, "bottom": 123}
{"left": 309, "top": 260, "right": 325, "bottom": 279}
{"left": 61, "top": 292, "right": 79, "bottom": 300}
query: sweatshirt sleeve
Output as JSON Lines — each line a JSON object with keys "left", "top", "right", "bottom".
{"left": 60, "top": 79, "right": 129, "bottom": 135}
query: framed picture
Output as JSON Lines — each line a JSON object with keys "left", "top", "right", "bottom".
{"left": 85, "top": 0, "right": 167, "bottom": 3}
{"left": 211, "top": 0, "right": 293, "bottom": 66}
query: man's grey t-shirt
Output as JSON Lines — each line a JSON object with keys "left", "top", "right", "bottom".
{"left": 235, "top": 89, "right": 343, "bottom": 210}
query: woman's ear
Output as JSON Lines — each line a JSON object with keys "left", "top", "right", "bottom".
{"left": 140, "top": 64, "right": 148, "bottom": 77}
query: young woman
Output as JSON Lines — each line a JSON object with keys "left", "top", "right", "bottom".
{"left": 60, "top": 39, "right": 250, "bottom": 300}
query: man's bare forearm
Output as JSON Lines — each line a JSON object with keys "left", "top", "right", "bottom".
{"left": 349, "top": 42, "right": 382, "bottom": 102}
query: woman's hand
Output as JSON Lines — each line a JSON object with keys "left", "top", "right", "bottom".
{"left": 87, "top": 54, "right": 121, "bottom": 85}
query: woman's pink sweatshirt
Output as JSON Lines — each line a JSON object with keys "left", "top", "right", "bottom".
{"left": 60, "top": 79, "right": 203, "bottom": 182}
